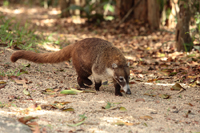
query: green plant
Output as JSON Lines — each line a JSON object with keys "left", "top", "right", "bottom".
{"left": 79, "top": 114, "right": 87, "bottom": 120}
{"left": 0, "top": 66, "right": 27, "bottom": 77}
{"left": 3, "top": 0, "right": 9, "bottom": 6}
{"left": 0, "top": 102, "right": 5, "bottom": 108}
{"left": 183, "top": 42, "right": 194, "bottom": 52}
{"left": 67, "top": 0, "right": 115, "bottom": 22}
{"left": 0, "top": 15, "right": 39, "bottom": 51}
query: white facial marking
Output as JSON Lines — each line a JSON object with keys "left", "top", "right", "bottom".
{"left": 123, "top": 83, "right": 130, "bottom": 92}
{"left": 106, "top": 68, "right": 114, "bottom": 77}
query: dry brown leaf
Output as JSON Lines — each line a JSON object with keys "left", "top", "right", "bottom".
{"left": 139, "top": 116, "right": 153, "bottom": 120}
{"left": 135, "top": 98, "right": 145, "bottom": 102}
{"left": 18, "top": 116, "right": 38, "bottom": 124}
{"left": 0, "top": 84, "right": 6, "bottom": 89}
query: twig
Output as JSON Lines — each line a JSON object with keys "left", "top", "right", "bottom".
{"left": 116, "top": 0, "right": 143, "bottom": 28}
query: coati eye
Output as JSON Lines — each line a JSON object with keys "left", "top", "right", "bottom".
{"left": 119, "top": 76, "right": 124, "bottom": 82}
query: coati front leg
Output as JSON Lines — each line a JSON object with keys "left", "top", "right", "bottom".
{"left": 113, "top": 80, "right": 123, "bottom": 96}
{"left": 94, "top": 80, "right": 102, "bottom": 91}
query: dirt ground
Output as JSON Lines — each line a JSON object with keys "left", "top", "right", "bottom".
{"left": 0, "top": 5, "right": 200, "bottom": 133}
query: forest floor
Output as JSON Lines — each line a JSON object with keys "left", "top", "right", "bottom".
{"left": 0, "top": 5, "right": 200, "bottom": 133}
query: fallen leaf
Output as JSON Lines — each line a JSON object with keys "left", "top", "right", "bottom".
{"left": 10, "top": 76, "right": 22, "bottom": 80}
{"left": 143, "top": 122, "right": 148, "bottom": 127}
{"left": 112, "top": 120, "right": 125, "bottom": 126}
{"left": 119, "top": 107, "right": 127, "bottom": 111}
{"left": 0, "top": 81, "right": 6, "bottom": 84}
{"left": 0, "top": 76, "right": 8, "bottom": 80}
{"left": 35, "top": 105, "right": 42, "bottom": 110}
{"left": 68, "top": 119, "right": 86, "bottom": 127}
{"left": 186, "top": 103, "right": 194, "bottom": 106}
{"left": 41, "top": 88, "right": 57, "bottom": 95}
{"left": 129, "top": 81, "right": 136, "bottom": 84}
{"left": 139, "top": 116, "right": 153, "bottom": 120}
{"left": 144, "top": 93, "right": 156, "bottom": 97}
{"left": 14, "top": 79, "right": 27, "bottom": 87}
{"left": 18, "top": 116, "right": 38, "bottom": 124}
{"left": 147, "top": 79, "right": 157, "bottom": 82}
{"left": 159, "top": 94, "right": 171, "bottom": 99}
{"left": 23, "top": 89, "right": 30, "bottom": 96}
{"left": 185, "top": 110, "right": 191, "bottom": 118}
{"left": 23, "top": 64, "right": 31, "bottom": 67}
{"left": 102, "top": 102, "right": 112, "bottom": 109}
{"left": 41, "top": 104, "right": 54, "bottom": 110}
{"left": 54, "top": 101, "right": 71, "bottom": 105}
{"left": 135, "top": 98, "right": 145, "bottom": 102}
{"left": 171, "top": 83, "right": 184, "bottom": 91}
{"left": 0, "top": 84, "right": 6, "bottom": 89}
{"left": 112, "top": 120, "right": 138, "bottom": 126}
{"left": 60, "top": 90, "right": 78, "bottom": 95}
{"left": 61, "top": 108, "right": 74, "bottom": 112}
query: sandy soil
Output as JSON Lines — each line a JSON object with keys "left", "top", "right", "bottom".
{"left": 0, "top": 47, "right": 200, "bottom": 133}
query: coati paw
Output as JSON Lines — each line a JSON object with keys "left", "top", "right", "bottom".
{"left": 115, "top": 92, "right": 123, "bottom": 96}
{"left": 79, "top": 84, "right": 91, "bottom": 89}
{"left": 95, "top": 82, "right": 101, "bottom": 91}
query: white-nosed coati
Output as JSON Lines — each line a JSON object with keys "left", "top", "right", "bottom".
{"left": 11, "top": 38, "right": 131, "bottom": 96}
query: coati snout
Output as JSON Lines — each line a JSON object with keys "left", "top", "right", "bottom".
{"left": 11, "top": 38, "right": 132, "bottom": 96}
{"left": 111, "top": 63, "right": 131, "bottom": 95}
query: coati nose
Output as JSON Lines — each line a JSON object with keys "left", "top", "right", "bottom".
{"left": 126, "top": 89, "right": 131, "bottom": 95}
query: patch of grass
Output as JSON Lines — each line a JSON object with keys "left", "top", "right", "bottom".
{"left": 0, "top": 67, "right": 27, "bottom": 77}
{"left": 0, "top": 102, "right": 5, "bottom": 108}
{"left": 0, "top": 15, "right": 40, "bottom": 51}
{"left": 0, "top": 14, "right": 69, "bottom": 52}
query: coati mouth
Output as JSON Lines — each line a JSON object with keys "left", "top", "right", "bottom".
{"left": 114, "top": 76, "right": 131, "bottom": 95}
{"left": 122, "top": 84, "right": 131, "bottom": 94}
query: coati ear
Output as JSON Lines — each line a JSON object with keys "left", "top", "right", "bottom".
{"left": 127, "top": 62, "right": 130, "bottom": 67}
{"left": 112, "top": 63, "right": 118, "bottom": 69}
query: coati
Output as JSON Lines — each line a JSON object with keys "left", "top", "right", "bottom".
{"left": 11, "top": 38, "right": 131, "bottom": 96}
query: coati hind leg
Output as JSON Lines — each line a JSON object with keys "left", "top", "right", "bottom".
{"left": 77, "top": 76, "right": 92, "bottom": 88}
{"left": 82, "top": 78, "right": 92, "bottom": 85}
{"left": 76, "top": 69, "right": 93, "bottom": 88}
{"left": 113, "top": 80, "right": 123, "bottom": 96}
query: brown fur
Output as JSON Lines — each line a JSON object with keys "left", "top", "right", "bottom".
{"left": 11, "top": 38, "right": 131, "bottom": 96}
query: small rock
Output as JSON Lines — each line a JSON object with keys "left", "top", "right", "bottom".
{"left": 0, "top": 115, "right": 32, "bottom": 133}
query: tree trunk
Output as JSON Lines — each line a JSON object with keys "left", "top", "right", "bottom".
{"left": 115, "top": 0, "right": 160, "bottom": 30}
{"left": 175, "top": 0, "right": 193, "bottom": 52}
{"left": 147, "top": 0, "right": 160, "bottom": 30}
{"left": 60, "top": 0, "right": 71, "bottom": 18}
{"left": 115, "top": 0, "right": 134, "bottom": 20}
{"left": 134, "top": 0, "right": 147, "bottom": 22}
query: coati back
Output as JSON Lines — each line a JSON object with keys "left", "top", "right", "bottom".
{"left": 11, "top": 38, "right": 131, "bottom": 96}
